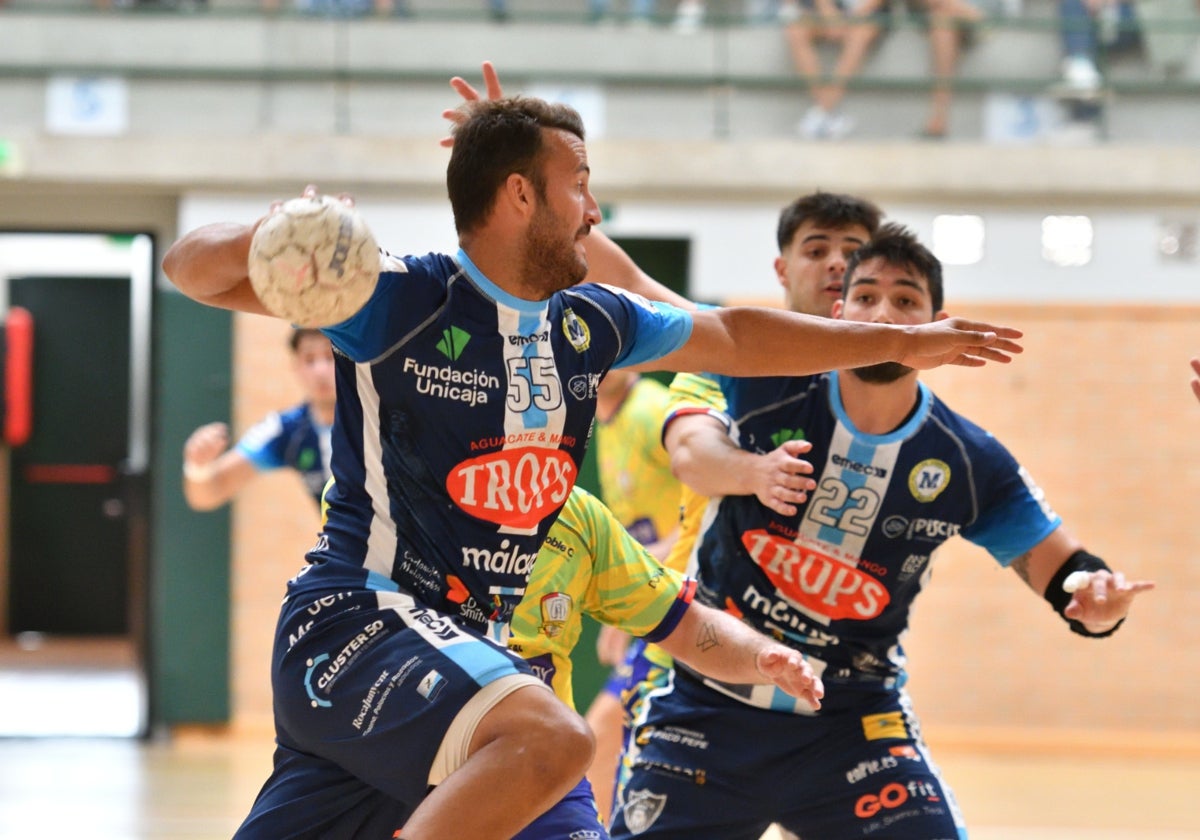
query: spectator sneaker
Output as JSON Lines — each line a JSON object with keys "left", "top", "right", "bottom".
{"left": 1061, "top": 55, "right": 1101, "bottom": 92}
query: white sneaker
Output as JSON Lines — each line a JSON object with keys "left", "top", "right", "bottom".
{"left": 778, "top": 0, "right": 802, "bottom": 23}
{"left": 798, "top": 107, "right": 854, "bottom": 140}
{"left": 1061, "top": 55, "right": 1101, "bottom": 92}
{"left": 673, "top": 0, "right": 704, "bottom": 32}
{"left": 823, "top": 111, "right": 854, "bottom": 140}
{"left": 798, "top": 106, "right": 829, "bottom": 139}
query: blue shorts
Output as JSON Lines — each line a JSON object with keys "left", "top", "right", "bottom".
{"left": 514, "top": 778, "right": 609, "bottom": 840}
{"left": 236, "top": 565, "right": 608, "bottom": 838}
{"left": 236, "top": 751, "right": 607, "bottom": 840}
{"left": 610, "top": 669, "right": 967, "bottom": 840}
{"left": 237, "top": 567, "right": 537, "bottom": 834}
{"left": 234, "top": 742, "right": 410, "bottom": 839}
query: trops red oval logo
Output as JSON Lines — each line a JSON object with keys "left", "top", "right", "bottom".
{"left": 741, "top": 529, "right": 889, "bottom": 620}
{"left": 447, "top": 447, "right": 576, "bottom": 529}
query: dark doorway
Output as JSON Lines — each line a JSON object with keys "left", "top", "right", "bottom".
{"left": 8, "top": 275, "right": 132, "bottom": 634}
{"left": 1, "top": 233, "right": 154, "bottom": 736}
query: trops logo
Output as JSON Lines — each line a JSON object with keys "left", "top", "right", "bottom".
{"left": 436, "top": 325, "right": 471, "bottom": 361}
{"left": 741, "top": 530, "right": 889, "bottom": 620}
{"left": 446, "top": 446, "right": 576, "bottom": 529}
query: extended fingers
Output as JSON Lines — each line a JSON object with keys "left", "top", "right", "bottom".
{"left": 448, "top": 76, "right": 480, "bottom": 102}
{"left": 966, "top": 346, "right": 1016, "bottom": 364}
{"left": 762, "top": 649, "right": 824, "bottom": 709}
{"left": 481, "top": 60, "right": 502, "bottom": 98}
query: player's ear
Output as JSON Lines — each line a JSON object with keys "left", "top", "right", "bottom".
{"left": 504, "top": 173, "right": 536, "bottom": 219}
{"left": 831, "top": 299, "right": 845, "bottom": 320}
{"left": 933, "top": 309, "right": 949, "bottom": 322}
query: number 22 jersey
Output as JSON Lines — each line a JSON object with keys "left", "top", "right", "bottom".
{"left": 670, "top": 369, "right": 1061, "bottom": 710}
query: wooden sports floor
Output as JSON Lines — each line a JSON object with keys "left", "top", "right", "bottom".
{"left": 1, "top": 639, "right": 1196, "bottom": 839}
{"left": 1, "top": 729, "right": 1198, "bottom": 840}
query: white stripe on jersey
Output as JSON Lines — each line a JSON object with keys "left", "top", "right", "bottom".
{"left": 496, "top": 303, "right": 569, "bottom": 536}
{"left": 357, "top": 361, "right": 397, "bottom": 579}
{"left": 800, "top": 421, "right": 902, "bottom": 559}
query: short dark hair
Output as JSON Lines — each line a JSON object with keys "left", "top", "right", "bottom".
{"left": 288, "top": 328, "right": 325, "bottom": 353}
{"left": 776, "top": 191, "right": 883, "bottom": 252}
{"left": 447, "top": 97, "right": 587, "bottom": 235}
{"left": 843, "top": 222, "right": 944, "bottom": 314}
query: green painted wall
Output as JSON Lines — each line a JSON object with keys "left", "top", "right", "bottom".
{"left": 150, "top": 292, "right": 232, "bottom": 724}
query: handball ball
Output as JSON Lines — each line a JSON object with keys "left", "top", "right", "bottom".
{"left": 248, "top": 194, "right": 381, "bottom": 328}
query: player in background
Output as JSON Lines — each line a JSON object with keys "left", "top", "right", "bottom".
{"left": 163, "top": 82, "right": 1021, "bottom": 837}
{"left": 583, "top": 368, "right": 682, "bottom": 824}
{"left": 182, "top": 327, "right": 334, "bottom": 510}
{"left": 601, "top": 189, "right": 885, "bottom": 825}
{"left": 609, "top": 224, "right": 1154, "bottom": 839}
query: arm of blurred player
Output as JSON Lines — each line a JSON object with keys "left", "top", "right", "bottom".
{"left": 182, "top": 421, "right": 259, "bottom": 511}
{"left": 665, "top": 413, "right": 816, "bottom": 517}
{"left": 656, "top": 600, "right": 823, "bottom": 709}
{"left": 1010, "top": 526, "right": 1155, "bottom": 635}
{"left": 594, "top": 624, "right": 631, "bottom": 667}
{"left": 582, "top": 229, "right": 695, "bottom": 310}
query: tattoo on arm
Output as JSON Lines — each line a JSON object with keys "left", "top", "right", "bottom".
{"left": 695, "top": 621, "right": 720, "bottom": 653}
{"left": 1010, "top": 552, "right": 1033, "bottom": 587}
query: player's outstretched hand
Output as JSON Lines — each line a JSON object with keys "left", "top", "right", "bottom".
{"left": 184, "top": 421, "right": 231, "bottom": 468}
{"left": 751, "top": 439, "right": 816, "bottom": 517}
{"left": 1190, "top": 357, "right": 1200, "bottom": 404}
{"left": 756, "top": 646, "right": 823, "bottom": 711}
{"left": 595, "top": 625, "right": 632, "bottom": 667}
{"left": 1062, "top": 569, "right": 1156, "bottom": 634}
{"left": 897, "top": 317, "right": 1023, "bottom": 371}
{"left": 440, "top": 61, "right": 503, "bottom": 147}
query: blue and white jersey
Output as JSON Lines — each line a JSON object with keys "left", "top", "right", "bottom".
{"left": 236, "top": 403, "right": 331, "bottom": 505}
{"left": 675, "top": 369, "right": 1059, "bottom": 709}
{"left": 312, "top": 249, "right": 693, "bottom": 642}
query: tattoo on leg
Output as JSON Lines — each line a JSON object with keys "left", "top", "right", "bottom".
{"left": 696, "top": 621, "right": 719, "bottom": 652}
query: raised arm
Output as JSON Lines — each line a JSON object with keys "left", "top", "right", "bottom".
{"left": 654, "top": 306, "right": 1022, "bottom": 377}
{"left": 656, "top": 599, "right": 824, "bottom": 710}
{"left": 181, "top": 421, "right": 259, "bottom": 511}
{"left": 162, "top": 219, "right": 272, "bottom": 316}
{"left": 583, "top": 229, "right": 695, "bottom": 310}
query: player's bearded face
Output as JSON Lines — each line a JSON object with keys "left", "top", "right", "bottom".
{"left": 849, "top": 361, "right": 914, "bottom": 384}
{"left": 522, "top": 191, "right": 589, "bottom": 296}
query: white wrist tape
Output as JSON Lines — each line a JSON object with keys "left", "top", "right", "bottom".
{"left": 1062, "top": 571, "right": 1093, "bottom": 593}
{"left": 183, "top": 461, "right": 217, "bottom": 482}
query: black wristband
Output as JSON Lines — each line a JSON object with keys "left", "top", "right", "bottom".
{"left": 1043, "top": 549, "right": 1124, "bottom": 638}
